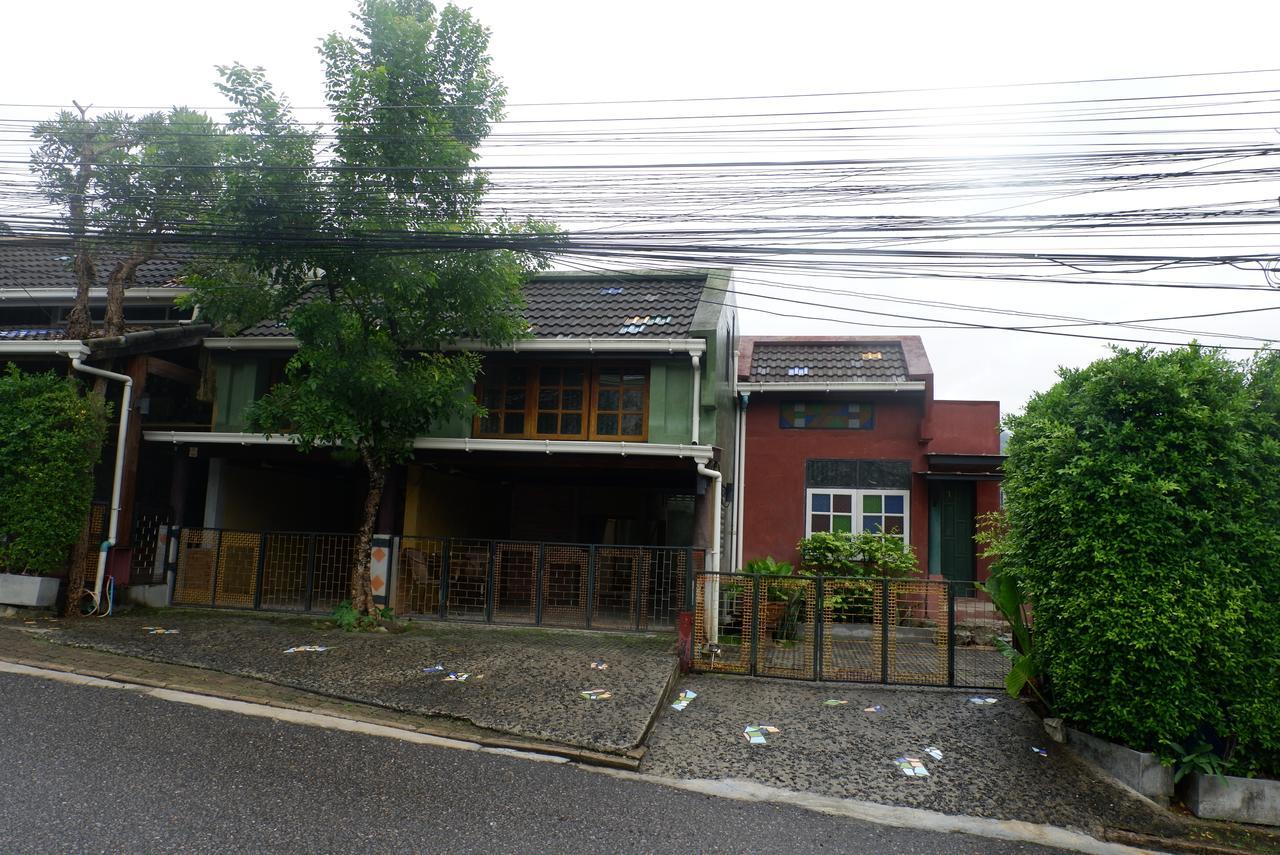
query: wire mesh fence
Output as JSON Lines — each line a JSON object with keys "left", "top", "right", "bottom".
{"left": 691, "top": 572, "right": 1014, "bottom": 689}
{"left": 172, "top": 526, "right": 701, "bottom": 633}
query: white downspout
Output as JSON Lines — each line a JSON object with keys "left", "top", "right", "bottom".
{"left": 697, "top": 463, "right": 722, "bottom": 645}
{"left": 690, "top": 351, "right": 701, "bottom": 445}
{"left": 735, "top": 391, "right": 749, "bottom": 571}
{"left": 71, "top": 357, "right": 133, "bottom": 609}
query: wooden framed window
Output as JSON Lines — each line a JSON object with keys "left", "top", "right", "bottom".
{"left": 534, "top": 365, "right": 587, "bottom": 439}
{"left": 474, "top": 361, "right": 648, "bottom": 441}
{"left": 591, "top": 366, "right": 648, "bottom": 441}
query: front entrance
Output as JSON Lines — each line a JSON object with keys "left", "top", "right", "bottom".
{"left": 930, "top": 481, "right": 976, "bottom": 596}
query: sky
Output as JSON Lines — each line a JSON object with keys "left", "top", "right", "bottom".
{"left": 2, "top": 0, "right": 1278, "bottom": 413}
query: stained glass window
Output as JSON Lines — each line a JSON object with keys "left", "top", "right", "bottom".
{"left": 806, "top": 489, "right": 909, "bottom": 542}
{"left": 780, "top": 401, "right": 874, "bottom": 430}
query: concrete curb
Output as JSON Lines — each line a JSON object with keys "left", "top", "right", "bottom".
{"left": 1066, "top": 727, "right": 1174, "bottom": 807}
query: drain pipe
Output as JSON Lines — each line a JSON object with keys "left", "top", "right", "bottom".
{"left": 734, "top": 390, "right": 749, "bottom": 571}
{"left": 696, "top": 462, "right": 722, "bottom": 645}
{"left": 70, "top": 356, "right": 133, "bottom": 609}
{"left": 690, "top": 352, "right": 701, "bottom": 444}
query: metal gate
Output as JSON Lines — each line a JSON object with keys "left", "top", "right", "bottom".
{"left": 692, "top": 572, "right": 1014, "bottom": 689}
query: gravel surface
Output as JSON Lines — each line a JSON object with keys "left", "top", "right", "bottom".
{"left": 46, "top": 611, "right": 675, "bottom": 754}
{"left": 641, "top": 673, "right": 1189, "bottom": 838}
{"left": 1, "top": 672, "right": 1073, "bottom": 855}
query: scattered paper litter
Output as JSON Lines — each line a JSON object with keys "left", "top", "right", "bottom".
{"left": 968, "top": 697, "right": 998, "bottom": 705}
{"left": 283, "top": 645, "right": 329, "bottom": 653}
{"left": 143, "top": 627, "right": 179, "bottom": 635}
{"left": 924, "top": 747, "right": 943, "bottom": 761}
{"left": 1032, "top": 746, "right": 1049, "bottom": 757}
{"left": 743, "top": 725, "right": 780, "bottom": 745}
{"left": 863, "top": 704, "right": 885, "bottom": 714}
{"left": 823, "top": 699, "right": 849, "bottom": 706}
{"left": 895, "top": 756, "right": 930, "bottom": 777}
{"left": 444, "top": 672, "right": 470, "bottom": 682}
{"left": 580, "top": 689, "right": 612, "bottom": 701}
{"left": 590, "top": 659, "right": 609, "bottom": 670}
{"left": 421, "top": 664, "right": 445, "bottom": 674}
{"left": 670, "top": 689, "right": 698, "bottom": 711}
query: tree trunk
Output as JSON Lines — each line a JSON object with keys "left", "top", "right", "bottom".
{"left": 64, "top": 250, "right": 96, "bottom": 341}
{"left": 102, "top": 243, "right": 156, "bottom": 338}
{"left": 61, "top": 512, "right": 94, "bottom": 618}
{"left": 350, "top": 453, "right": 386, "bottom": 618}
{"left": 64, "top": 105, "right": 96, "bottom": 341}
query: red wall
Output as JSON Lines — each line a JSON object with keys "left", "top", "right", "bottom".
{"left": 742, "top": 392, "right": 931, "bottom": 570}
{"left": 930, "top": 400, "right": 1001, "bottom": 453}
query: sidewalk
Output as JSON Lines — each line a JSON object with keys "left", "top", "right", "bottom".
{"left": 0, "top": 610, "right": 677, "bottom": 762}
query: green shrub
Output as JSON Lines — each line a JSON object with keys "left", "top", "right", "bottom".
{"left": 995, "top": 346, "right": 1280, "bottom": 777}
{"left": 0, "top": 365, "right": 108, "bottom": 576}
{"left": 331, "top": 599, "right": 393, "bottom": 631}
{"left": 796, "top": 531, "right": 917, "bottom": 578}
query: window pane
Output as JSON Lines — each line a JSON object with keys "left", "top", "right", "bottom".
{"left": 507, "top": 367, "right": 526, "bottom": 385}
{"left": 596, "top": 413, "right": 619, "bottom": 435}
{"left": 863, "top": 494, "right": 883, "bottom": 513}
{"left": 536, "top": 412, "right": 557, "bottom": 434}
{"left": 482, "top": 387, "right": 502, "bottom": 409}
{"left": 621, "top": 390, "right": 643, "bottom": 412}
{"left": 599, "top": 371, "right": 620, "bottom": 387}
{"left": 538, "top": 388, "right": 559, "bottom": 409}
{"left": 621, "top": 414, "right": 643, "bottom": 436}
{"left": 622, "top": 371, "right": 645, "bottom": 385}
{"left": 863, "top": 515, "right": 883, "bottom": 533}
{"left": 810, "top": 493, "right": 831, "bottom": 513}
{"left": 884, "top": 515, "right": 905, "bottom": 535}
{"left": 563, "top": 368, "right": 584, "bottom": 387}
{"left": 560, "top": 413, "right": 582, "bottom": 435}
{"left": 562, "top": 389, "right": 583, "bottom": 410}
{"left": 503, "top": 413, "right": 525, "bottom": 434}
{"left": 811, "top": 514, "right": 830, "bottom": 533}
{"left": 505, "top": 387, "right": 525, "bottom": 409}
{"left": 480, "top": 414, "right": 499, "bottom": 433}
{"left": 832, "top": 515, "right": 852, "bottom": 533}
{"left": 598, "top": 390, "right": 619, "bottom": 411}
{"left": 832, "top": 494, "right": 852, "bottom": 513}
{"left": 884, "top": 494, "right": 904, "bottom": 514}
{"left": 539, "top": 366, "right": 560, "bottom": 386}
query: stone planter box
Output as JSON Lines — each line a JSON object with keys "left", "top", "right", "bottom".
{"left": 1066, "top": 727, "right": 1174, "bottom": 805}
{"left": 1186, "top": 772, "right": 1280, "bottom": 826}
{"left": 0, "top": 573, "right": 60, "bottom": 608}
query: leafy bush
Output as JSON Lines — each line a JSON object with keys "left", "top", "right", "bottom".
{"left": 796, "top": 531, "right": 917, "bottom": 578}
{"left": 0, "top": 365, "right": 107, "bottom": 576}
{"left": 743, "top": 556, "right": 794, "bottom": 577}
{"left": 994, "top": 346, "right": 1280, "bottom": 777}
{"left": 331, "top": 599, "right": 393, "bottom": 631}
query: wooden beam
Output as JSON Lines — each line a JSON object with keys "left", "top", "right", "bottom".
{"left": 145, "top": 356, "right": 199, "bottom": 385}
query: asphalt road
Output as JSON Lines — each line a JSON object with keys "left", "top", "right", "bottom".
{"left": 0, "top": 672, "right": 1072, "bottom": 854}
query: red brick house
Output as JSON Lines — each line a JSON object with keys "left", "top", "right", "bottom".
{"left": 732, "top": 336, "right": 1002, "bottom": 589}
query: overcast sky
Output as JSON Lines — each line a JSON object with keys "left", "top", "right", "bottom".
{"left": 3, "top": 0, "right": 1278, "bottom": 413}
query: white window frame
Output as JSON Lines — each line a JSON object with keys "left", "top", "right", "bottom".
{"left": 805, "top": 488, "right": 910, "bottom": 542}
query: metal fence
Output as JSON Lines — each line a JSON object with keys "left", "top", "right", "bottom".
{"left": 172, "top": 526, "right": 702, "bottom": 632}
{"left": 691, "top": 572, "right": 1014, "bottom": 689}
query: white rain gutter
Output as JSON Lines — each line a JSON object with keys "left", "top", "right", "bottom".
{"left": 141, "top": 431, "right": 716, "bottom": 462}
{"left": 690, "top": 352, "right": 701, "bottom": 444}
{"left": 735, "top": 381, "right": 926, "bottom": 393}
{"left": 70, "top": 356, "right": 132, "bottom": 609}
{"left": 0, "top": 287, "right": 184, "bottom": 304}
{"left": 201, "top": 336, "right": 709, "bottom": 355}
{"left": 697, "top": 462, "right": 723, "bottom": 646}
{"left": 0, "top": 341, "right": 89, "bottom": 357}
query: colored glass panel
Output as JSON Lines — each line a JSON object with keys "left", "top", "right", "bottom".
{"left": 833, "top": 494, "right": 852, "bottom": 513}
{"left": 832, "top": 515, "right": 853, "bottom": 533}
{"left": 811, "top": 493, "right": 831, "bottom": 512}
{"left": 780, "top": 401, "right": 874, "bottom": 430}
{"left": 863, "top": 494, "right": 882, "bottom": 513}
{"left": 885, "top": 494, "right": 904, "bottom": 514}
{"left": 811, "top": 515, "right": 830, "bottom": 532}
{"left": 863, "top": 515, "right": 883, "bottom": 532}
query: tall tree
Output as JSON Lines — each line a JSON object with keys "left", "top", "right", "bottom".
{"left": 187, "top": 0, "right": 555, "bottom": 617}
{"left": 31, "top": 106, "right": 221, "bottom": 338}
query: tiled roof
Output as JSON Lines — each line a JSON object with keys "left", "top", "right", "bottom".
{"left": 0, "top": 241, "right": 193, "bottom": 291}
{"left": 523, "top": 275, "right": 705, "bottom": 338}
{"left": 240, "top": 273, "right": 709, "bottom": 339}
{"left": 748, "top": 340, "right": 909, "bottom": 384}
{"left": 0, "top": 326, "right": 67, "bottom": 341}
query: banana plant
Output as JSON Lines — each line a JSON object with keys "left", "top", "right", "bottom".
{"left": 978, "top": 572, "right": 1049, "bottom": 708}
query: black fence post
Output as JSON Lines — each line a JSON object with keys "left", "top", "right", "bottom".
{"left": 485, "top": 540, "right": 496, "bottom": 623}
{"left": 749, "top": 573, "right": 761, "bottom": 677}
{"left": 585, "top": 545, "right": 596, "bottom": 629}
{"left": 880, "top": 577, "right": 891, "bottom": 684}
{"left": 302, "top": 534, "right": 316, "bottom": 613}
{"left": 534, "top": 544, "right": 545, "bottom": 626}
{"left": 208, "top": 529, "right": 222, "bottom": 608}
{"left": 438, "top": 537, "right": 451, "bottom": 621}
{"left": 684, "top": 547, "right": 695, "bottom": 613}
{"left": 814, "top": 575, "right": 824, "bottom": 682}
{"left": 947, "top": 581, "right": 957, "bottom": 688}
{"left": 253, "top": 532, "right": 267, "bottom": 610}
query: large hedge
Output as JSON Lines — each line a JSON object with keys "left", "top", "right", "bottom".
{"left": 0, "top": 365, "right": 108, "bottom": 576}
{"left": 997, "top": 346, "right": 1280, "bottom": 776}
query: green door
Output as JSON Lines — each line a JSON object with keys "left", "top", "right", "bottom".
{"left": 931, "top": 482, "right": 975, "bottom": 596}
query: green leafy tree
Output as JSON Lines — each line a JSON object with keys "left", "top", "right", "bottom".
{"left": 186, "top": 0, "right": 555, "bottom": 617}
{"left": 30, "top": 105, "right": 222, "bottom": 338}
{"left": 994, "top": 345, "right": 1280, "bottom": 776}
{"left": 0, "top": 366, "right": 108, "bottom": 576}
